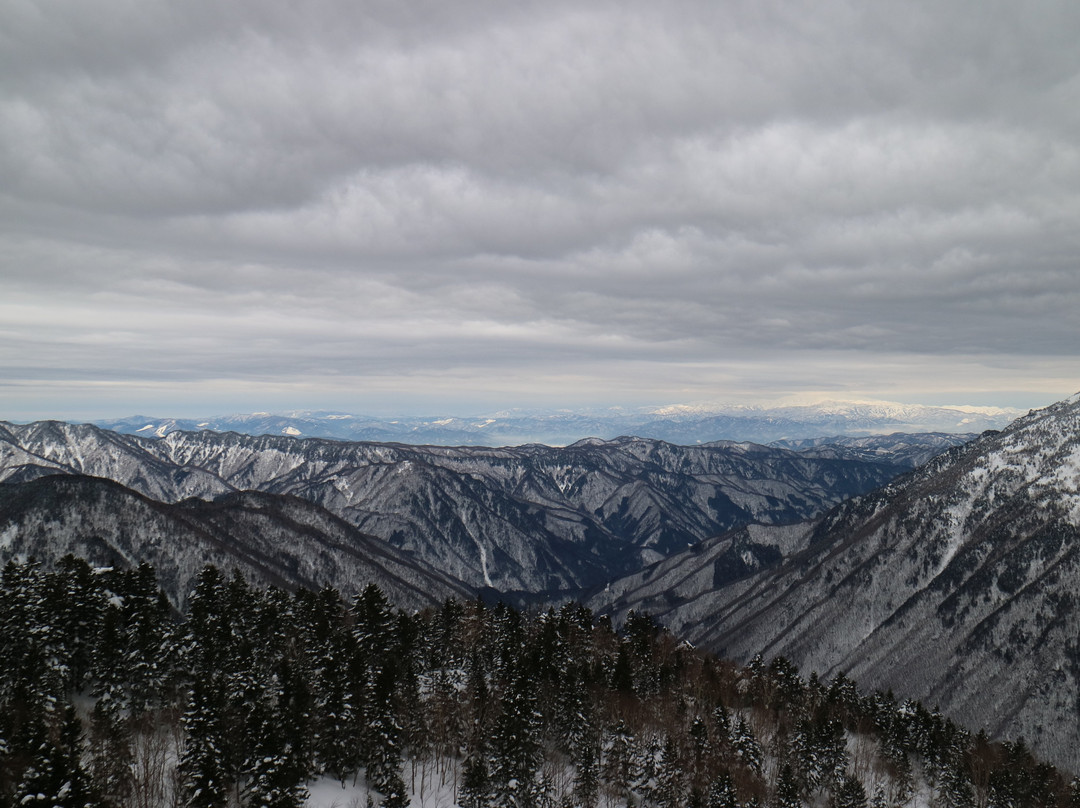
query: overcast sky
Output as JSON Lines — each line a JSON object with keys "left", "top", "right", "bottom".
{"left": 3, "top": 0, "right": 1079, "bottom": 419}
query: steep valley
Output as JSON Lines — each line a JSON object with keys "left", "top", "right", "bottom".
{"left": 589, "top": 393, "right": 1080, "bottom": 771}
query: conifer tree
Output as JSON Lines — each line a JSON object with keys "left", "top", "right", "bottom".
{"left": 730, "top": 718, "right": 763, "bottom": 776}
{"left": 832, "top": 775, "right": 867, "bottom": 808}
{"left": 657, "top": 734, "right": 687, "bottom": 808}
{"left": 610, "top": 644, "right": 634, "bottom": 693}
{"left": 393, "top": 611, "right": 427, "bottom": 762}
{"left": 602, "top": 720, "right": 635, "bottom": 806}
{"left": 706, "top": 772, "right": 738, "bottom": 808}
{"left": 461, "top": 753, "right": 490, "bottom": 808}
{"left": 939, "top": 756, "right": 975, "bottom": 808}
{"left": 794, "top": 711, "right": 846, "bottom": 796}
{"left": 118, "top": 562, "right": 172, "bottom": 713}
{"left": 366, "top": 664, "right": 408, "bottom": 808}
{"left": 180, "top": 677, "right": 230, "bottom": 808}
{"left": 53, "top": 556, "right": 103, "bottom": 692}
{"left": 773, "top": 764, "right": 803, "bottom": 808}
{"left": 711, "top": 703, "right": 732, "bottom": 758}
{"left": 629, "top": 734, "right": 660, "bottom": 808}
{"left": 245, "top": 702, "right": 310, "bottom": 808}
{"left": 179, "top": 567, "right": 231, "bottom": 808}
{"left": 87, "top": 701, "right": 132, "bottom": 806}
{"left": 570, "top": 699, "right": 600, "bottom": 808}
{"left": 459, "top": 645, "right": 492, "bottom": 805}
{"left": 16, "top": 704, "right": 98, "bottom": 808}
{"left": 305, "top": 591, "right": 357, "bottom": 784}
{"left": 689, "top": 715, "right": 710, "bottom": 783}
{"left": 490, "top": 664, "right": 542, "bottom": 808}
{"left": 623, "top": 611, "right": 661, "bottom": 697}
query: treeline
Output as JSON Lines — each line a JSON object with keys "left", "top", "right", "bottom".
{"left": 0, "top": 556, "right": 1075, "bottom": 808}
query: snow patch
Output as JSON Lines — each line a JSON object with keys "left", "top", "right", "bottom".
{"left": 305, "top": 764, "right": 463, "bottom": 808}
{"left": 478, "top": 542, "right": 493, "bottom": 588}
{"left": 0, "top": 525, "right": 16, "bottom": 551}
{"left": 283, "top": 427, "right": 302, "bottom": 436}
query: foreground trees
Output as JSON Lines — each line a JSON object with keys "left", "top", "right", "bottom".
{"left": 0, "top": 556, "right": 1071, "bottom": 808}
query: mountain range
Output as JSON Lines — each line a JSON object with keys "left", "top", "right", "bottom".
{"left": 92, "top": 398, "right": 1020, "bottom": 446}
{"left": 0, "top": 421, "right": 928, "bottom": 592}
{"left": 5, "top": 393, "right": 1080, "bottom": 769}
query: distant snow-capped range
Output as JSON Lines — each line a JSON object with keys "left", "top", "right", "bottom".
{"left": 91, "top": 399, "right": 1023, "bottom": 446}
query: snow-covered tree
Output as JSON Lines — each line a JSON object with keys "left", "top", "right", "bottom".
{"left": 832, "top": 775, "right": 867, "bottom": 808}
{"left": 706, "top": 772, "right": 738, "bottom": 808}
{"left": 773, "top": 764, "right": 803, "bottom": 808}
{"left": 731, "top": 718, "right": 763, "bottom": 776}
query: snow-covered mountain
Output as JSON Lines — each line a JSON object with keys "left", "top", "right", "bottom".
{"left": 0, "top": 422, "right": 922, "bottom": 592}
{"left": 92, "top": 399, "right": 1020, "bottom": 446}
{"left": 588, "top": 392, "right": 1080, "bottom": 770}
{"left": 0, "top": 474, "right": 473, "bottom": 611}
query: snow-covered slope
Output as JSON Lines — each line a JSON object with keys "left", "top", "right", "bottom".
{"left": 0, "top": 423, "right": 914, "bottom": 592}
{"left": 589, "top": 392, "right": 1080, "bottom": 770}
{"left": 0, "top": 474, "right": 472, "bottom": 611}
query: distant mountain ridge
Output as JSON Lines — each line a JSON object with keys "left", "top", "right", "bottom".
{"left": 770, "top": 431, "right": 979, "bottom": 469}
{"left": 0, "top": 421, "right": 932, "bottom": 592}
{"left": 91, "top": 399, "right": 1020, "bottom": 446}
{"left": 587, "top": 391, "right": 1080, "bottom": 771}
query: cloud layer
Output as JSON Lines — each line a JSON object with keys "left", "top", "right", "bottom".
{"left": 3, "top": 0, "right": 1079, "bottom": 417}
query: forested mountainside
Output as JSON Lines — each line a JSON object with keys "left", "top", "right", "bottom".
{"left": 0, "top": 422, "right": 914, "bottom": 592}
{"left": 0, "top": 474, "right": 471, "bottom": 611}
{"left": 588, "top": 393, "right": 1080, "bottom": 771}
{"left": 2, "top": 557, "right": 1072, "bottom": 808}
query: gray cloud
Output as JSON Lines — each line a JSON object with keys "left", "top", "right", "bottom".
{"left": 2, "top": 0, "right": 1079, "bottom": 418}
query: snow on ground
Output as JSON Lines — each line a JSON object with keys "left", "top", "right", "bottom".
{"left": 305, "top": 763, "right": 463, "bottom": 808}
{"left": 305, "top": 777, "right": 371, "bottom": 808}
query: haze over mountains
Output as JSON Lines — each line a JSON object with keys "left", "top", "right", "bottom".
{"left": 93, "top": 398, "right": 1021, "bottom": 446}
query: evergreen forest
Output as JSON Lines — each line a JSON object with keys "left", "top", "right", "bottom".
{"left": 0, "top": 556, "right": 1074, "bottom": 808}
